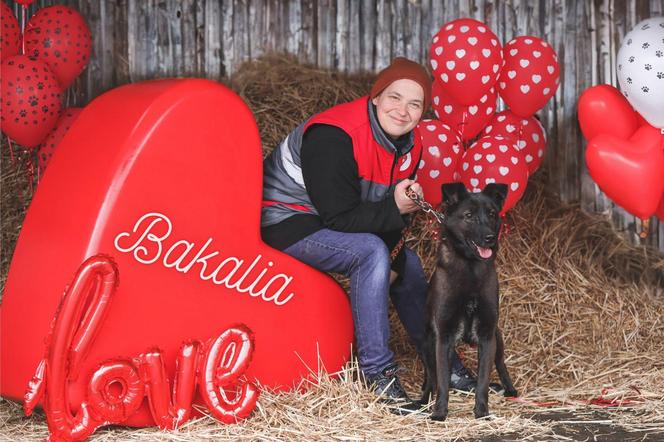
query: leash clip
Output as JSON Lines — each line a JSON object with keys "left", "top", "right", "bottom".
{"left": 405, "top": 187, "right": 446, "bottom": 224}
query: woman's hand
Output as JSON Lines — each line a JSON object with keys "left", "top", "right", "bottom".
{"left": 394, "top": 179, "right": 423, "bottom": 214}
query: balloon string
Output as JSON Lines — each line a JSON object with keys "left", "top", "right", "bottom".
{"left": 499, "top": 213, "right": 513, "bottom": 240}
{"left": 7, "top": 137, "right": 26, "bottom": 206}
{"left": 21, "top": 5, "right": 26, "bottom": 54}
{"left": 639, "top": 218, "right": 650, "bottom": 240}
{"left": 6, "top": 135, "right": 16, "bottom": 166}
{"left": 460, "top": 110, "right": 467, "bottom": 146}
{"left": 26, "top": 155, "right": 35, "bottom": 194}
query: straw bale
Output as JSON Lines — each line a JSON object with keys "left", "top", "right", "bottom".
{"left": 1, "top": 54, "right": 663, "bottom": 440}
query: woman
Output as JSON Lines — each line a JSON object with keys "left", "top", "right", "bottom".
{"left": 261, "top": 58, "right": 476, "bottom": 407}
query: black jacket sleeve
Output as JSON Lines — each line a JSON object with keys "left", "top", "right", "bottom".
{"left": 300, "top": 124, "right": 406, "bottom": 233}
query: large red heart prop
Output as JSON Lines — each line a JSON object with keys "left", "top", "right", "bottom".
{"left": 0, "top": 79, "right": 354, "bottom": 426}
{"left": 586, "top": 124, "right": 664, "bottom": 219}
{"left": 577, "top": 84, "right": 639, "bottom": 141}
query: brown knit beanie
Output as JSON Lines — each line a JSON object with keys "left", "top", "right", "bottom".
{"left": 370, "top": 57, "right": 432, "bottom": 110}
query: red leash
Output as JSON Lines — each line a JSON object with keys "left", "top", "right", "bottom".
{"left": 505, "top": 386, "right": 644, "bottom": 409}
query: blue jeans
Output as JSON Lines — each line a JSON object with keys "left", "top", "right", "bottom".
{"left": 283, "top": 228, "right": 428, "bottom": 377}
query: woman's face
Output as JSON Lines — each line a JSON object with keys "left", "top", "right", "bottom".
{"left": 372, "top": 79, "right": 424, "bottom": 138}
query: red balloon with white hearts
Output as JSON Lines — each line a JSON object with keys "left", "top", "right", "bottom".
{"left": 429, "top": 18, "right": 503, "bottom": 106}
{"left": 483, "top": 110, "right": 546, "bottom": 174}
{"left": 458, "top": 135, "right": 528, "bottom": 214}
{"left": 433, "top": 81, "right": 497, "bottom": 142}
{"left": 498, "top": 36, "right": 560, "bottom": 117}
{"left": 24, "top": 5, "right": 92, "bottom": 89}
{"left": 415, "top": 119, "right": 464, "bottom": 208}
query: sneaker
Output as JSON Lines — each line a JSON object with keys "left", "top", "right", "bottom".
{"left": 388, "top": 400, "right": 424, "bottom": 416}
{"left": 367, "top": 363, "right": 411, "bottom": 403}
{"left": 450, "top": 364, "right": 477, "bottom": 393}
{"left": 367, "top": 364, "right": 424, "bottom": 415}
{"left": 450, "top": 365, "right": 504, "bottom": 393}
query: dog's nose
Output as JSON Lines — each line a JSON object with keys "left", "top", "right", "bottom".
{"left": 485, "top": 234, "right": 496, "bottom": 243}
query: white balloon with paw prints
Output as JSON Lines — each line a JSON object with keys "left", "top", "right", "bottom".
{"left": 617, "top": 17, "right": 664, "bottom": 129}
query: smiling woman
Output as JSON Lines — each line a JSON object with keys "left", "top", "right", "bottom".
{"left": 260, "top": 57, "right": 484, "bottom": 409}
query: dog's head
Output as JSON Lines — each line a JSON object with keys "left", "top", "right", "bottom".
{"left": 441, "top": 182, "right": 508, "bottom": 261}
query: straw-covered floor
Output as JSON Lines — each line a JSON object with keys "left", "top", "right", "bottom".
{"left": 1, "top": 55, "right": 663, "bottom": 441}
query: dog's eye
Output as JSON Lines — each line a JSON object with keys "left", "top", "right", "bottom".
{"left": 464, "top": 212, "right": 473, "bottom": 219}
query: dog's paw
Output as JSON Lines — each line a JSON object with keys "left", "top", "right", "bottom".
{"left": 489, "top": 382, "right": 503, "bottom": 393}
{"left": 414, "top": 399, "right": 432, "bottom": 410}
{"left": 417, "top": 392, "right": 434, "bottom": 408}
{"left": 430, "top": 411, "right": 448, "bottom": 421}
{"left": 503, "top": 388, "right": 518, "bottom": 398}
{"left": 473, "top": 405, "right": 489, "bottom": 419}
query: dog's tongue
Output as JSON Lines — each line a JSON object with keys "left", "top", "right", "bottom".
{"left": 476, "top": 245, "right": 493, "bottom": 259}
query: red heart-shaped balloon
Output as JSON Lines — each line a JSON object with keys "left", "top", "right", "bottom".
{"left": 657, "top": 194, "right": 664, "bottom": 222}
{"left": 586, "top": 124, "right": 664, "bottom": 219}
{"left": 578, "top": 84, "right": 639, "bottom": 141}
{"left": 0, "top": 79, "right": 354, "bottom": 426}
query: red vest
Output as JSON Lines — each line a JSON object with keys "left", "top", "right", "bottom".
{"left": 304, "top": 97, "right": 422, "bottom": 191}
{"left": 261, "top": 96, "right": 422, "bottom": 226}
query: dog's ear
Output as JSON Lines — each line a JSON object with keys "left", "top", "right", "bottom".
{"left": 482, "top": 183, "right": 508, "bottom": 210}
{"left": 441, "top": 182, "right": 468, "bottom": 208}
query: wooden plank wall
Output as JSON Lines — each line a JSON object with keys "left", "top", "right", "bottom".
{"left": 7, "top": 0, "right": 664, "bottom": 252}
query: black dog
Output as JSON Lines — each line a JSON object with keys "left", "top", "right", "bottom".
{"left": 420, "top": 182, "right": 517, "bottom": 421}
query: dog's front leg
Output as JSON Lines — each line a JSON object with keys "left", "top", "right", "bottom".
{"left": 474, "top": 333, "right": 496, "bottom": 419}
{"left": 431, "top": 332, "right": 454, "bottom": 421}
{"left": 419, "top": 330, "right": 437, "bottom": 406}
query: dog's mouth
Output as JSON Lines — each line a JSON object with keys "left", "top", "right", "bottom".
{"left": 470, "top": 241, "right": 493, "bottom": 259}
